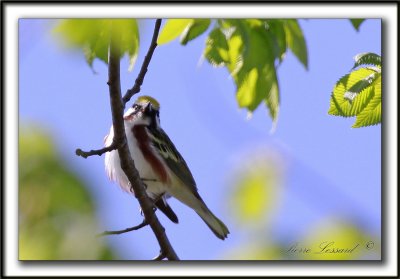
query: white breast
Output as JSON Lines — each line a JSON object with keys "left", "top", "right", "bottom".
{"left": 104, "top": 125, "right": 167, "bottom": 199}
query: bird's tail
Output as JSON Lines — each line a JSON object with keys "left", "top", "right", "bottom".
{"left": 154, "top": 198, "right": 179, "bottom": 224}
{"left": 168, "top": 186, "right": 229, "bottom": 240}
{"left": 196, "top": 204, "right": 230, "bottom": 240}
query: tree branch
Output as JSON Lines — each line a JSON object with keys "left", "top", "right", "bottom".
{"left": 122, "top": 19, "right": 162, "bottom": 106}
{"left": 97, "top": 219, "right": 148, "bottom": 237}
{"left": 75, "top": 139, "right": 122, "bottom": 158}
{"left": 76, "top": 19, "right": 162, "bottom": 159}
{"left": 107, "top": 20, "right": 179, "bottom": 261}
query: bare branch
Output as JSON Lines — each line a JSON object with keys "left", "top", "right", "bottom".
{"left": 97, "top": 219, "right": 148, "bottom": 237}
{"left": 75, "top": 139, "right": 122, "bottom": 158}
{"left": 122, "top": 19, "right": 162, "bottom": 105}
{"left": 75, "top": 19, "right": 162, "bottom": 159}
{"left": 107, "top": 20, "right": 179, "bottom": 261}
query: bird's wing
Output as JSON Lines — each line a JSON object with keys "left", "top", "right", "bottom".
{"left": 147, "top": 126, "right": 201, "bottom": 200}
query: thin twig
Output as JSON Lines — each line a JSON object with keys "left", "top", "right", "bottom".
{"left": 75, "top": 140, "right": 123, "bottom": 158}
{"left": 97, "top": 220, "right": 148, "bottom": 237}
{"left": 108, "top": 20, "right": 179, "bottom": 261}
{"left": 122, "top": 19, "right": 162, "bottom": 105}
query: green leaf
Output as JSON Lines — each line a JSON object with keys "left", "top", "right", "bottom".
{"left": 353, "top": 76, "right": 381, "bottom": 128}
{"left": 180, "top": 19, "right": 211, "bottom": 45}
{"left": 204, "top": 28, "right": 230, "bottom": 67}
{"left": 53, "top": 19, "right": 139, "bottom": 70}
{"left": 350, "top": 19, "right": 366, "bottom": 31}
{"left": 176, "top": 19, "right": 309, "bottom": 124}
{"left": 283, "top": 19, "right": 308, "bottom": 69}
{"left": 207, "top": 20, "right": 280, "bottom": 120}
{"left": 328, "top": 52, "right": 381, "bottom": 129}
{"left": 236, "top": 68, "right": 259, "bottom": 108}
{"left": 157, "top": 19, "right": 192, "bottom": 45}
{"left": 266, "top": 19, "right": 287, "bottom": 63}
{"left": 352, "top": 52, "right": 381, "bottom": 69}
{"left": 113, "top": 19, "right": 140, "bottom": 70}
{"left": 167, "top": 19, "right": 303, "bottom": 124}
{"left": 343, "top": 71, "right": 378, "bottom": 102}
{"left": 225, "top": 27, "right": 245, "bottom": 75}
{"left": 265, "top": 77, "right": 280, "bottom": 121}
{"left": 329, "top": 67, "right": 380, "bottom": 117}
{"left": 232, "top": 21, "right": 279, "bottom": 117}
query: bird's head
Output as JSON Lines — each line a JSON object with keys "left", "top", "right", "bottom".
{"left": 123, "top": 95, "right": 161, "bottom": 127}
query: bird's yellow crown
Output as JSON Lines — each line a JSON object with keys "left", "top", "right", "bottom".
{"left": 136, "top": 95, "right": 160, "bottom": 110}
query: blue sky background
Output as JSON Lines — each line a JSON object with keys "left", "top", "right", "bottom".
{"left": 19, "top": 19, "right": 381, "bottom": 260}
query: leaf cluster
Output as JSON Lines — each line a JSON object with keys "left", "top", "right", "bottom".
{"left": 53, "top": 19, "right": 139, "bottom": 70}
{"left": 53, "top": 19, "right": 379, "bottom": 129}
{"left": 158, "top": 19, "right": 308, "bottom": 123}
{"left": 328, "top": 52, "right": 381, "bottom": 128}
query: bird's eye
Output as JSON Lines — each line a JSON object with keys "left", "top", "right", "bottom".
{"left": 132, "top": 104, "right": 140, "bottom": 111}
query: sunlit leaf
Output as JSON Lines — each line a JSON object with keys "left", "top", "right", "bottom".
{"left": 169, "top": 19, "right": 310, "bottom": 124}
{"left": 265, "top": 78, "right": 280, "bottom": 121}
{"left": 350, "top": 19, "right": 366, "bottom": 31}
{"left": 244, "top": 19, "right": 265, "bottom": 27}
{"left": 283, "top": 19, "right": 308, "bottom": 69}
{"left": 53, "top": 19, "right": 139, "bottom": 70}
{"left": 343, "top": 71, "right": 378, "bottom": 102}
{"left": 225, "top": 27, "right": 244, "bottom": 75}
{"left": 328, "top": 67, "right": 380, "bottom": 117}
{"left": 236, "top": 68, "right": 259, "bottom": 108}
{"left": 353, "top": 76, "right": 381, "bottom": 128}
{"left": 232, "top": 21, "right": 279, "bottom": 117}
{"left": 352, "top": 52, "right": 381, "bottom": 69}
{"left": 204, "top": 28, "right": 230, "bottom": 67}
{"left": 157, "top": 19, "right": 192, "bottom": 44}
{"left": 181, "top": 19, "right": 211, "bottom": 45}
{"left": 328, "top": 52, "right": 381, "bottom": 128}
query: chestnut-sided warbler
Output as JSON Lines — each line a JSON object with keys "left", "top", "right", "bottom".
{"left": 104, "top": 96, "right": 229, "bottom": 240}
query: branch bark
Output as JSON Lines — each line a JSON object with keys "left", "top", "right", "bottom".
{"left": 97, "top": 219, "right": 148, "bottom": 237}
{"left": 107, "top": 20, "right": 179, "bottom": 261}
{"left": 76, "top": 19, "right": 162, "bottom": 158}
{"left": 122, "top": 19, "right": 162, "bottom": 105}
{"left": 75, "top": 140, "right": 121, "bottom": 158}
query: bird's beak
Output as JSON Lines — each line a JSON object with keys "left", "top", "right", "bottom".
{"left": 123, "top": 107, "right": 136, "bottom": 121}
{"left": 123, "top": 114, "right": 133, "bottom": 121}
